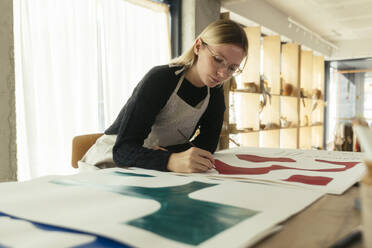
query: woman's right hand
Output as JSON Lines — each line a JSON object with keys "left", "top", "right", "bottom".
{"left": 166, "top": 147, "right": 215, "bottom": 173}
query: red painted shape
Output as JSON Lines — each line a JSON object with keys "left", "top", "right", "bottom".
{"left": 236, "top": 154, "right": 296, "bottom": 163}
{"left": 214, "top": 159, "right": 294, "bottom": 175}
{"left": 314, "top": 159, "right": 360, "bottom": 172}
{"left": 283, "top": 175, "right": 333, "bottom": 186}
{"left": 214, "top": 158, "right": 361, "bottom": 175}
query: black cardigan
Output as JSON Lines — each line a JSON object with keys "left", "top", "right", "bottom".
{"left": 105, "top": 65, "right": 225, "bottom": 171}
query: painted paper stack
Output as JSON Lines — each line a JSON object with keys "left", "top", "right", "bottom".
{"left": 0, "top": 167, "right": 323, "bottom": 247}
{"left": 200, "top": 147, "right": 365, "bottom": 195}
{"left": 0, "top": 147, "right": 365, "bottom": 247}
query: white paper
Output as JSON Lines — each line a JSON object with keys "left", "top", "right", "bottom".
{"left": 0, "top": 168, "right": 324, "bottom": 248}
{"left": 197, "top": 147, "right": 365, "bottom": 194}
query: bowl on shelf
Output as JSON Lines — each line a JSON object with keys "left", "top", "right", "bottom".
{"left": 283, "top": 83, "right": 293, "bottom": 96}
{"left": 312, "top": 89, "right": 322, "bottom": 99}
{"left": 243, "top": 82, "right": 258, "bottom": 93}
{"left": 311, "top": 121, "right": 323, "bottom": 126}
{"left": 280, "top": 120, "right": 292, "bottom": 128}
{"left": 265, "top": 122, "right": 280, "bottom": 129}
{"left": 229, "top": 123, "right": 237, "bottom": 132}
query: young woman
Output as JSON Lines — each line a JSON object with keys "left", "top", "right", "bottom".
{"left": 80, "top": 19, "right": 248, "bottom": 173}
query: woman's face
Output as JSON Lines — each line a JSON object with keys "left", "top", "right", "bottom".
{"left": 193, "top": 39, "right": 246, "bottom": 88}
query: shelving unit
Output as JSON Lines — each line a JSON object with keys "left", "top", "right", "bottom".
{"left": 219, "top": 18, "right": 325, "bottom": 150}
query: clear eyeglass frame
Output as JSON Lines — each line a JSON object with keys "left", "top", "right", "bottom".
{"left": 202, "top": 41, "right": 244, "bottom": 77}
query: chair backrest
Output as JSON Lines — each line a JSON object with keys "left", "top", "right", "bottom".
{"left": 71, "top": 133, "right": 104, "bottom": 168}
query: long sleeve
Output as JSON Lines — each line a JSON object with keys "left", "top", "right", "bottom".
{"left": 105, "top": 65, "right": 178, "bottom": 171}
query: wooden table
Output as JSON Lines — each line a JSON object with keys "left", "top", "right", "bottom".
{"left": 254, "top": 186, "right": 363, "bottom": 248}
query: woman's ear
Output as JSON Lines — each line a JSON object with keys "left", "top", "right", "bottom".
{"left": 193, "top": 39, "right": 202, "bottom": 55}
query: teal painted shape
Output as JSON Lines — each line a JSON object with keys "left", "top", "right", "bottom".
{"left": 51, "top": 179, "right": 258, "bottom": 246}
{"left": 124, "top": 181, "right": 258, "bottom": 245}
{"left": 110, "top": 171, "right": 155, "bottom": 177}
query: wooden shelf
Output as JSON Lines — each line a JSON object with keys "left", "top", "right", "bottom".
{"left": 299, "top": 123, "right": 323, "bottom": 128}
{"left": 220, "top": 15, "right": 325, "bottom": 151}
{"left": 230, "top": 128, "right": 259, "bottom": 134}
{"left": 232, "top": 89, "right": 261, "bottom": 94}
{"left": 231, "top": 90, "right": 300, "bottom": 99}
{"left": 281, "top": 95, "right": 300, "bottom": 99}
{"left": 231, "top": 125, "right": 299, "bottom": 134}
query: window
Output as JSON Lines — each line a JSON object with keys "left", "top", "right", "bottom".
{"left": 14, "top": 0, "right": 171, "bottom": 180}
{"left": 364, "top": 72, "right": 372, "bottom": 123}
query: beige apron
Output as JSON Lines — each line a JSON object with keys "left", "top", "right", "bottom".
{"left": 79, "top": 67, "right": 210, "bottom": 170}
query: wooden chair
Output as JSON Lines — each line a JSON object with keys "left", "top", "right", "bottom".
{"left": 71, "top": 133, "right": 103, "bottom": 168}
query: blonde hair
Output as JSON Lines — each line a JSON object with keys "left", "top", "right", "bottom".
{"left": 170, "top": 19, "right": 248, "bottom": 69}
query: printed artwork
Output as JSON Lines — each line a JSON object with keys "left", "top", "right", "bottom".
{"left": 52, "top": 173, "right": 258, "bottom": 246}
{"left": 208, "top": 147, "right": 365, "bottom": 194}
{"left": 0, "top": 168, "right": 323, "bottom": 248}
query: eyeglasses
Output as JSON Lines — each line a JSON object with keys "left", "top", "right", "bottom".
{"left": 202, "top": 41, "right": 244, "bottom": 76}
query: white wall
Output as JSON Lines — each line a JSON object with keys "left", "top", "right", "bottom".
{"left": 0, "top": 0, "right": 17, "bottom": 182}
{"left": 221, "top": 0, "right": 333, "bottom": 57}
{"left": 332, "top": 39, "right": 372, "bottom": 60}
{"left": 222, "top": 0, "right": 372, "bottom": 60}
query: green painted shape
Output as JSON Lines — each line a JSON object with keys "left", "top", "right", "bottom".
{"left": 110, "top": 171, "right": 154, "bottom": 177}
{"left": 50, "top": 179, "right": 258, "bottom": 245}
{"left": 125, "top": 181, "right": 258, "bottom": 245}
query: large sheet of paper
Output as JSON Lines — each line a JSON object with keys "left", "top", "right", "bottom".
{"left": 0, "top": 168, "right": 323, "bottom": 248}
{"left": 200, "top": 147, "right": 365, "bottom": 195}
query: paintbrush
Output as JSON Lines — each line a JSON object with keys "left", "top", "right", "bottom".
{"left": 177, "top": 129, "right": 196, "bottom": 147}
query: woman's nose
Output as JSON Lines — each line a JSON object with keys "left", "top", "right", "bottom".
{"left": 217, "top": 68, "right": 229, "bottom": 79}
